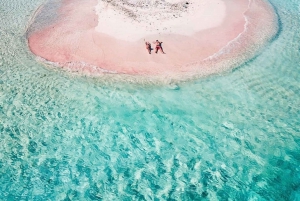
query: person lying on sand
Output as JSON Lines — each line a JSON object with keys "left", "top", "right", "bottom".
{"left": 153, "top": 40, "right": 165, "bottom": 54}
{"left": 145, "top": 42, "right": 152, "bottom": 54}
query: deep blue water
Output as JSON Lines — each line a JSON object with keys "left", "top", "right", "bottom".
{"left": 0, "top": 0, "right": 299, "bottom": 200}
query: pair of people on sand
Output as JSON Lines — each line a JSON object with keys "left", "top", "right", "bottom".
{"left": 145, "top": 40, "right": 165, "bottom": 54}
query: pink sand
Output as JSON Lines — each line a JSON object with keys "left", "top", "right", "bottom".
{"left": 28, "top": 0, "right": 277, "bottom": 80}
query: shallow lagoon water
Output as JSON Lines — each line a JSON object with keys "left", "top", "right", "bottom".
{"left": 0, "top": 0, "right": 300, "bottom": 200}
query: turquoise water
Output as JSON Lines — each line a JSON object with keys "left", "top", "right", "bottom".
{"left": 0, "top": 0, "right": 300, "bottom": 200}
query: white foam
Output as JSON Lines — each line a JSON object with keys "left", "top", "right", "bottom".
{"left": 95, "top": 0, "right": 226, "bottom": 41}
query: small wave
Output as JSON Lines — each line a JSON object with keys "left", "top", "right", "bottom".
{"left": 36, "top": 56, "right": 118, "bottom": 75}
{"left": 26, "top": 0, "right": 62, "bottom": 37}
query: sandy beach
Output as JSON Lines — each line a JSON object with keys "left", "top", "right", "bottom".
{"left": 27, "top": 0, "right": 277, "bottom": 79}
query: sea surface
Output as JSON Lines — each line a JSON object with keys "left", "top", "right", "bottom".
{"left": 0, "top": 0, "right": 299, "bottom": 200}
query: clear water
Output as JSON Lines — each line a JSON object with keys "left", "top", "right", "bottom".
{"left": 0, "top": 0, "right": 299, "bottom": 200}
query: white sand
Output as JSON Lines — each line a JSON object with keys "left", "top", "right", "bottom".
{"left": 95, "top": 0, "right": 226, "bottom": 41}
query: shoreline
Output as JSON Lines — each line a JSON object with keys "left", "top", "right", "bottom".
{"left": 27, "top": 0, "right": 278, "bottom": 82}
